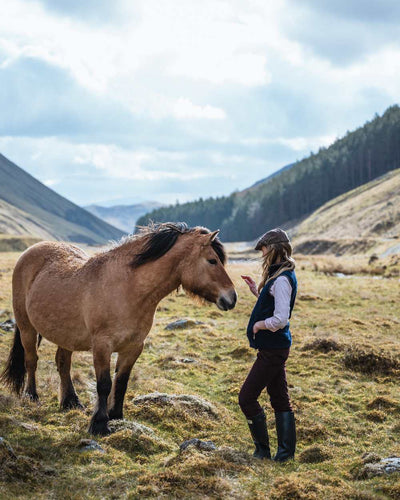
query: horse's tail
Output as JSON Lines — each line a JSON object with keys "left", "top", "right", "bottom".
{"left": 0, "top": 325, "right": 26, "bottom": 395}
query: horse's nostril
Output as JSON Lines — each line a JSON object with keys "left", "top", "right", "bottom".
{"left": 217, "top": 290, "right": 237, "bottom": 311}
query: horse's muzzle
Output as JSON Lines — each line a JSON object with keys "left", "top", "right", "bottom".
{"left": 217, "top": 289, "right": 237, "bottom": 311}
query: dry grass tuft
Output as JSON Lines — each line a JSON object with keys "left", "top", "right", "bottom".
{"left": 105, "top": 428, "right": 170, "bottom": 456}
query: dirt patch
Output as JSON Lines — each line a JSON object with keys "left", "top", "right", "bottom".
{"left": 229, "top": 346, "right": 254, "bottom": 359}
{"left": 298, "top": 445, "right": 332, "bottom": 463}
{"left": 342, "top": 346, "right": 400, "bottom": 375}
{"left": 302, "top": 338, "right": 343, "bottom": 353}
{"left": 366, "top": 396, "right": 400, "bottom": 413}
{"left": 298, "top": 294, "right": 323, "bottom": 301}
{"left": 364, "top": 410, "right": 386, "bottom": 423}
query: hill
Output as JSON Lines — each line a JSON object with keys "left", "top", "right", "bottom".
{"left": 292, "top": 168, "right": 400, "bottom": 255}
{"left": 137, "top": 105, "right": 400, "bottom": 242}
{"left": 85, "top": 201, "right": 164, "bottom": 233}
{"left": 0, "top": 153, "right": 124, "bottom": 244}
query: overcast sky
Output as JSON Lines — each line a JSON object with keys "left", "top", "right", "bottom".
{"left": 1, "top": 0, "right": 400, "bottom": 206}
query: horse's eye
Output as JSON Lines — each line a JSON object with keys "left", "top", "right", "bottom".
{"left": 208, "top": 259, "right": 217, "bottom": 265}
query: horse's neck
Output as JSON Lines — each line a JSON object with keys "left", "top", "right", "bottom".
{"left": 119, "top": 240, "right": 184, "bottom": 306}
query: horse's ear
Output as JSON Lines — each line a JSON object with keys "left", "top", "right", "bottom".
{"left": 208, "top": 229, "right": 220, "bottom": 242}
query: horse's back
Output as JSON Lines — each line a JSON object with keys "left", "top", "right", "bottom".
{"left": 13, "top": 241, "right": 88, "bottom": 286}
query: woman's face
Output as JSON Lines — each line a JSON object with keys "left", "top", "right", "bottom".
{"left": 261, "top": 245, "right": 269, "bottom": 257}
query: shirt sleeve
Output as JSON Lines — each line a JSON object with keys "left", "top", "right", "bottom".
{"left": 264, "top": 276, "right": 292, "bottom": 332}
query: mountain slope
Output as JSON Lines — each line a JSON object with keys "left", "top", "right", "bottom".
{"left": 137, "top": 105, "right": 400, "bottom": 241}
{"left": 0, "top": 153, "right": 124, "bottom": 244}
{"left": 292, "top": 168, "right": 400, "bottom": 255}
{"left": 85, "top": 202, "right": 164, "bottom": 233}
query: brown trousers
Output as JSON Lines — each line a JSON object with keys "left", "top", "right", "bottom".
{"left": 238, "top": 348, "right": 292, "bottom": 418}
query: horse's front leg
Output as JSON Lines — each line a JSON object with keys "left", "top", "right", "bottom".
{"left": 108, "top": 342, "right": 144, "bottom": 420}
{"left": 89, "top": 342, "right": 112, "bottom": 435}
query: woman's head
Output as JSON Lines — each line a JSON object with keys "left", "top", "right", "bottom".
{"left": 255, "top": 228, "right": 295, "bottom": 292}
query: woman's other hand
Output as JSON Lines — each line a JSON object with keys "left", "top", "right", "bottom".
{"left": 253, "top": 320, "right": 266, "bottom": 334}
{"left": 241, "top": 275, "right": 259, "bottom": 297}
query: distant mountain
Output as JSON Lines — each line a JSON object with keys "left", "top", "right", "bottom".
{"left": 292, "top": 168, "right": 400, "bottom": 255}
{"left": 85, "top": 202, "right": 164, "bottom": 233}
{"left": 0, "top": 153, "right": 124, "bottom": 244}
{"left": 137, "top": 105, "right": 400, "bottom": 242}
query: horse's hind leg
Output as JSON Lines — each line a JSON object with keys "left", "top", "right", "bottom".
{"left": 108, "top": 343, "right": 144, "bottom": 420}
{"left": 20, "top": 324, "right": 39, "bottom": 401}
{"left": 55, "top": 347, "right": 84, "bottom": 410}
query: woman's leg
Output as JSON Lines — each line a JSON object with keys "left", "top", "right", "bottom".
{"left": 239, "top": 349, "right": 288, "bottom": 418}
{"left": 265, "top": 349, "right": 296, "bottom": 461}
{"left": 238, "top": 349, "right": 289, "bottom": 459}
{"left": 265, "top": 349, "right": 292, "bottom": 412}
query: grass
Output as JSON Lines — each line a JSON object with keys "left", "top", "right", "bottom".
{"left": 0, "top": 250, "right": 399, "bottom": 499}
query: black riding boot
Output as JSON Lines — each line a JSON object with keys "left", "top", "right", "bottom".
{"left": 273, "top": 411, "right": 296, "bottom": 462}
{"left": 247, "top": 410, "right": 271, "bottom": 459}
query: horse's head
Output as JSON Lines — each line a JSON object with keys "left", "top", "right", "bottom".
{"left": 179, "top": 227, "right": 237, "bottom": 311}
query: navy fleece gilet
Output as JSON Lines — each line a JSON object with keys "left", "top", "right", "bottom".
{"left": 246, "top": 269, "right": 297, "bottom": 350}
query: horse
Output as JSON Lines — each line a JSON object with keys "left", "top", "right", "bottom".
{"left": 1, "top": 222, "right": 237, "bottom": 435}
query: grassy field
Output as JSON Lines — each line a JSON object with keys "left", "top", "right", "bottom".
{"left": 0, "top": 250, "right": 399, "bottom": 499}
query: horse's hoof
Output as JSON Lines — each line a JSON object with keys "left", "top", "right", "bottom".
{"left": 108, "top": 409, "right": 123, "bottom": 421}
{"left": 61, "top": 395, "right": 85, "bottom": 411}
{"left": 25, "top": 392, "right": 39, "bottom": 402}
{"left": 88, "top": 420, "right": 111, "bottom": 436}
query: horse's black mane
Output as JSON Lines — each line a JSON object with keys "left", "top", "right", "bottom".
{"left": 130, "top": 221, "right": 226, "bottom": 268}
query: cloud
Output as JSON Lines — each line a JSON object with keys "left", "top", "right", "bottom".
{"left": 172, "top": 99, "right": 226, "bottom": 120}
{"left": 1, "top": 0, "right": 400, "bottom": 209}
{"left": 285, "top": 0, "right": 400, "bottom": 65}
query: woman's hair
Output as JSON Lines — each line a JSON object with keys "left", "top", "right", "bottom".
{"left": 255, "top": 228, "right": 296, "bottom": 293}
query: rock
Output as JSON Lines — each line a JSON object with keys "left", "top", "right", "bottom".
{"left": 361, "top": 456, "right": 400, "bottom": 478}
{"left": 178, "top": 357, "right": 196, "bottom": 364}
{"left": 78, "top": 439, "right": 105, "bottom": 453}
{"left": 132, "top": 392, "right": 219, "bottom": 418}
{"left": 164, "top": 319, "right": 204, "bottom": 331}
{"left": 0, "top": 319, "right": 15, "bottom": 333}
{"left": 180, "top": 438, "right": 217, "bottom": 452}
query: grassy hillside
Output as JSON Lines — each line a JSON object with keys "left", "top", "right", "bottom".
{"left": 0, "top": 250, "right": 399, "bottom": 499}
{"left": 0, "top": 153, "right": 124, "bottom": 244}
{"left": 137, "top": 105, "right": 400, "bottom": 242}
{"left": 292, "top": 169, "right": 400, "bottom": 255}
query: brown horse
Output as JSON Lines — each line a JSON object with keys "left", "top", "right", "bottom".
{"left": 1, "top": 222, "right": 237, "bottom": 435}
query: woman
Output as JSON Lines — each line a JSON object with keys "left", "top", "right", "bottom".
{"left": 239, "top": 228, "right": 297, "bottom": 461}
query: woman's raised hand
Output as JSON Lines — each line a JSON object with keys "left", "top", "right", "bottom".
{"left": 241, "top": 275, "right": 259, "bottom": 297}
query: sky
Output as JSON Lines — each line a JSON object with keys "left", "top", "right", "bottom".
{"left": 1, "top": 0, "right": 400, "bottom": 206}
